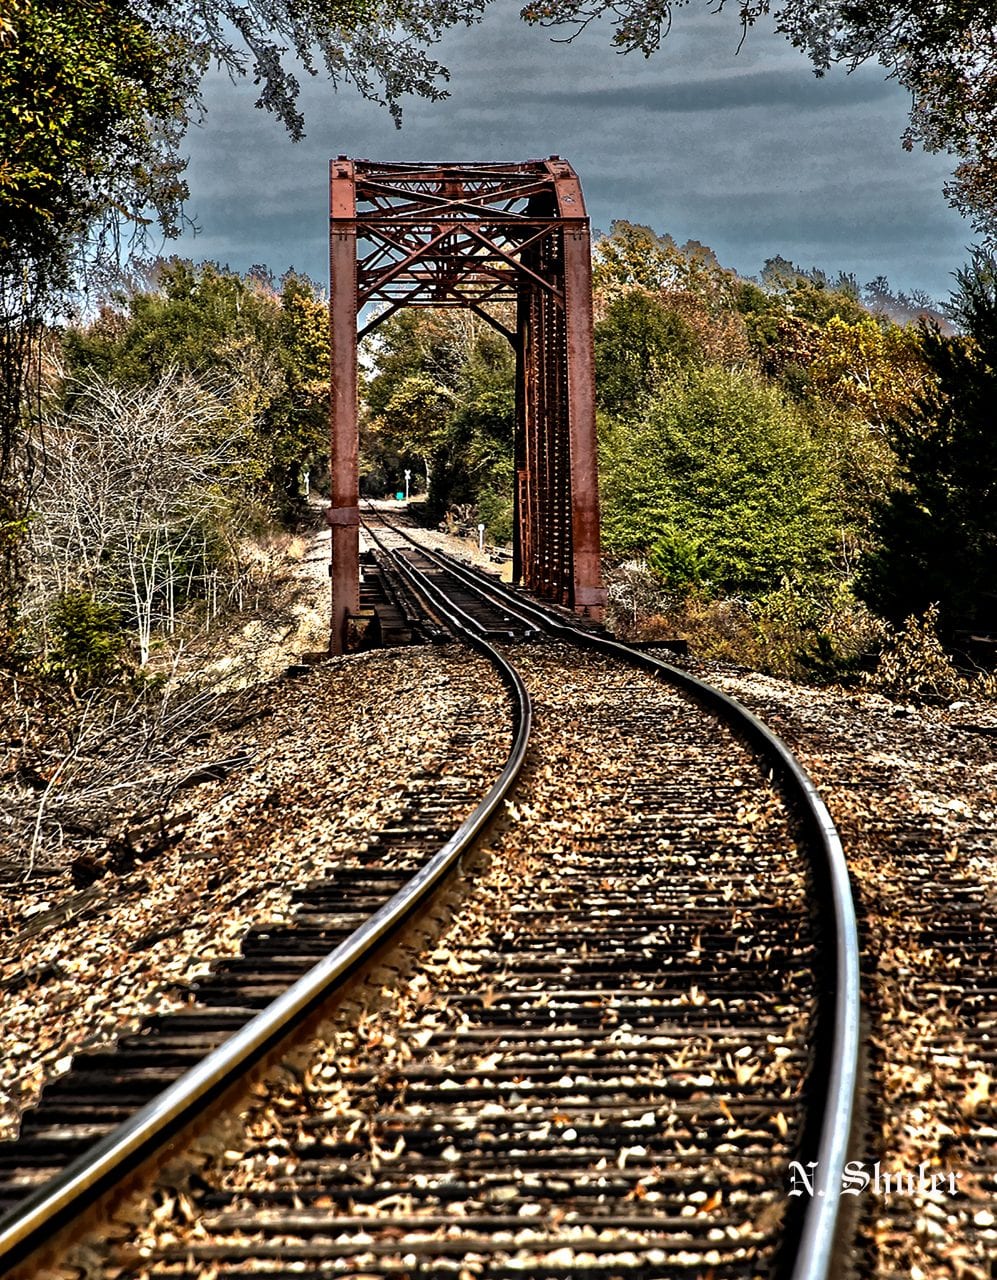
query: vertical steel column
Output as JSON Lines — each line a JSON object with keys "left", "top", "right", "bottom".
{"left": 328, "top": 158, "right": 359, "bottom": 655}
{"left": 552, "top": 165, "right": 604, "bottom": 617}
{"left": 548, "top": 278, "right": 572, "bottom": 603}
{"left": 512, "top": 309, "right": 529, "bottom": 591}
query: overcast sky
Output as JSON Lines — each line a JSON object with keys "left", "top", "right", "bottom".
{"left": 171, "top": 1, "right": 972, "bottom": 302}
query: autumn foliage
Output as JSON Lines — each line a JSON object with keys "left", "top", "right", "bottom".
{"left": 360, "top": 220, "right": 960, "bottom": 680}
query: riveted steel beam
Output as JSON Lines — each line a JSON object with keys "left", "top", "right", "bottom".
{"left": 329, "top": 157, "right": 359, "bottom": 655}
{"left": 329, "top": 158, "right": 606, "bottom": 646}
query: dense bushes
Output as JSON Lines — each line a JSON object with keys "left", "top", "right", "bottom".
{"left": 12, "top": 261, "right": 330, "bottom": 676}
{"left": 43, "top": 230, "right": 974, "bottom": 694}
{"left": 45, "top": 590, "right": 129, "bottom": 688}
{"left": 857, "top": 252, "right": 997, "bottom": 640}
{"left": 600, "top": 366, "right": 836, "bottom": 595}
{"left": 587, "top": 227, "right": 997, "bottom": 685}
{"left": 63, "top": 260, "right": 329, "bottom": 515}
{"left": 356, "top": 224, "right": 993, "bottom": 685}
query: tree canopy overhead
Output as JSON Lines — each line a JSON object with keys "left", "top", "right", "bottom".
{"left": 522, "top": 0, "right": 997, "bottom": 238}
{"left": 2, "top": 0, "right": 993, "bottom": 290}
{"left": 0, "top": 0, "right": 489, "bottom": 277}
{"left": 148, "top": 0, "right": 488, "bottom": 139}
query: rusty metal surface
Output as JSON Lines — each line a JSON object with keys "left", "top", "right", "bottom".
{"left": 328, "top": 158, "right": 606, "bottom": 649}
{"left": 328, "top": 157, "right": 360, "bottom": 655}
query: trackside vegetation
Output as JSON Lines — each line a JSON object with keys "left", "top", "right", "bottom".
{"left": 4, "top": 225, "right": 993, "bottom": 698}
{"left": 3, "top": 0, "right": 995, "bottom": 690}
{"left": 0, "top": 229, "right": 993, "bottom": 891}
{"left": 2, "top": 0, "right": 995, "bottom": 890}
{"left": 13, "top": 260, "right": 329, "bottom": 686}
{"left": 363, "top": 221, "right": 997, "bottom": 688}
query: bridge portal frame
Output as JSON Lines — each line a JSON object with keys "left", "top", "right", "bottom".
{"left": 328, "top": 157, "right": 606, "bottom": 654}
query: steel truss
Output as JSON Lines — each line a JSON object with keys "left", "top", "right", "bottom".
{"left": 329, "top": 157, "right": 606, "bottom": 653}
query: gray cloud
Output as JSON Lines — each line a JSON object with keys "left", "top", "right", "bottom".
{"left": 506, "top": 68, "right": 896, "bottom": 114}
{"left": 171, "top": 3, "right": 971, "bottom": 301}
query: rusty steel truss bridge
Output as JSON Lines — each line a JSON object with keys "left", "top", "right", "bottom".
{"left": 327, "top": 157, "right": 607, "bottom": 653}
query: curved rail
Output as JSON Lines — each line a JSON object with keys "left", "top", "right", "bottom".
{"left": 0, "top": 606, "right": 533, "bottom": 1274}
{"left": 363, "top": 507, "right": 861, "bottom": 1280}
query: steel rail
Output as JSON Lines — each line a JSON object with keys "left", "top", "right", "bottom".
{"left": 366, "top": 510, "right": 861, "bottom": 1280}
{"left": 375, "top": 538, "right": 530, "bottom": 644}
{"left": 0, "top": 599, "right": 532, "bottom": 1275}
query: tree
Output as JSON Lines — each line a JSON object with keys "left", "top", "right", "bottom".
{"left": 807, "top": 314, "right": 929, "bottom": 428}
{"left": 599, "top": 365, "right": 837, "bottom": 595}
{"left": 0, "top": 1, "right": 193, "bottom": 256}
{"left": 523, "top": 1, "right": 997, "bottom": 238}
{"left": 2, "top": 0, "right": 485, "bottom": 254}
{"left": 361, "top": 308, "right": 515, "bottom": 531}
{"left": 594, "top": 291, "right": 699, "bottom": 416}
{"left": 593, "top": 221, "right": 735, "bottom": 308}
{"left": 31, "top": 368, "right": 251, "bottom": 665}
{"left": 0, "top": 0, "right": 193, "bottom": 649}
{"left": 63, "top": 260, "right": 329, "bottom": 514}
{"left": 268, "top": 273, "right": 332, "bottom": 504}
{"left": 372, "top": 374, "right": 457, "bottom": 492}
{"left": 593, "top": 223, "right": 750, "bottom": 367}
{"left": 740, "top": 267, "right": 894, "bottom": 395}
{"left": 856, "top": 251, "right": 997, "bottom": 637}
{"left": 0, "top": 0, "right": 487, "bottom": 655}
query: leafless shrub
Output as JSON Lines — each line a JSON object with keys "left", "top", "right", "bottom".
{"left": 0, "top": 654, "right": 263, "bottom": 880}
{"left": 28, "top": 367, "right": 261, "bottom": 665}
{"left": 866, "top": 605, "right": 971, "bottom": 704}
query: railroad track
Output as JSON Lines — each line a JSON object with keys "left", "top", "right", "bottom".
{"left": 0, "top": 513, "right": 859, "bottom": 1280}
{"left": 678, "top": 667, "right": 997, "bottom": 1278}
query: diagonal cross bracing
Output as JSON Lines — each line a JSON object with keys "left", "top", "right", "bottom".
{"left": 328, "top": 157, "right": 606, "bottom": 654}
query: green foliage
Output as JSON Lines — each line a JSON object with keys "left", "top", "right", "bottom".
{"left": 1, "top": 0, "right": 486, "bottom": 265}
{"left": 606, "top": 561, "right": 881, "bottom": 681}
{"left": 804, "top": 404, "right": 896, "bottom": 562}
{"left": 0, "top": 0, "right": 193, "bottom": 656}
{"left": 806, "top": 314, "right": 929, "bottom": 428}
{"left": 268, "top": 273, "right": 332, "bottom": 503}
{"left": 362, "top": 309, "right": 516, "bottom": 534}
{"left": 476, "top": 461, "right": 515, "bottom": 544}
{"left": 857, "top": 251, "right": 997, "bottom": 636}
{"left": 749, "top": 579, "right": 879, "bottom": 683}
{"left": 351, "top": 222, "right": 937, "bottom": 687}
{"left": 45, "top": 590, "right": 130, "bottom": 688}
{"left": 63, "top": 261, "right": 328, "bottom": 516}
{"left": 754, "top": 258, "right": 866, "bottom": 324}
{"left": 593, "top": 222, "right": 690, "bottom": 297}
{"left": 65, "top": 260, "right": 278, "bottom": 384}
{"left": 377, "top": 373, "right": 457, "bottom": 487}
{"left": 594, "top": 221, "right": 736, "bottom": 314}
{"left": 522, "top": 1, "right": 997, "bottom": 236}
{"left": 1, "top": 0, "right": 488, "bottom": 657}
{"left": 594, "top": 292, "right": 699, "bottom": 416}
{"left": 148, "top": 0, "right": 487, "bottom": 138}
{"left": 600, "top": 366, "right": 837, "bottom": 595}
{"left": 0, "top": 0, "right": 192, "bottom": 263}
{"left": 647, "top": 526, "right": 713, "bottom": 591}
{"left": 740, "top": 263, "right": 875, "bottom": 392}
